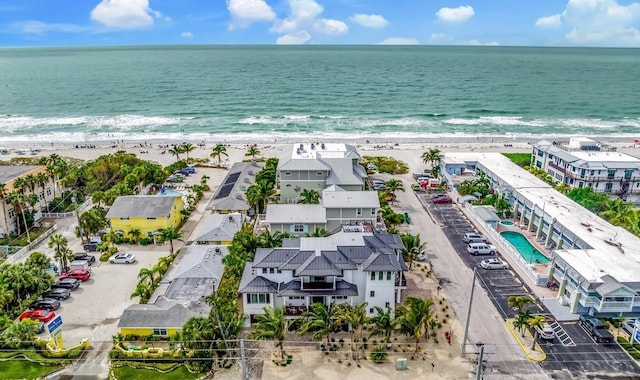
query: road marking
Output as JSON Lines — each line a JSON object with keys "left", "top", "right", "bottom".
{"left": 549, "top": 320, "right": 575, "bottom": 346}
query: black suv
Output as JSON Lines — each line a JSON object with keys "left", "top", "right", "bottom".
{"left": 29, "top": 298, "right": 61, "bottom": 311}
{"left": 43, "top": 288, "right": 71, "bottom": 300}
{"left": 52, "top": 278, "right": 80, "bottom": 290}
{"left": 83, "top": 242, "right": 99, "bottom": 252}
{"left": 74, "top": 252, "right": 96, "bottom": 265}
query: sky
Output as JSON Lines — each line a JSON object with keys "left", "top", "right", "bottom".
{"left": 0, "top": 0, "right": 639, "bottom": 47}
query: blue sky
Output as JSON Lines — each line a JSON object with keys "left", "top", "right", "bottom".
{"left": 1, "top": 0, "right": 639, "bottom": 47}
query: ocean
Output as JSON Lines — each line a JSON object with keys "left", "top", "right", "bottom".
{"left": 1, "top": 45, "right": 639, "bottom": 144}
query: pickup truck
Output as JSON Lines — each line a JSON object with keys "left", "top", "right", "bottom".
{"left": 579, "top": 315, "right": 614, "bottom": 343}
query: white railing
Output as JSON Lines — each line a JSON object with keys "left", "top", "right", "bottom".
{"left": 464, "top": 202, "right": 548, "bottom": 286}
{"left": 5, "top": 224, "right": 57, "bottom": 264}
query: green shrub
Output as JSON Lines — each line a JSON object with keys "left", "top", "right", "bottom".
{"left": 370, "top": 346, "right": 387, "bottom": 363}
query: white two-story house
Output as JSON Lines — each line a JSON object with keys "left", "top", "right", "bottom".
{"left": 238, "top": 229, "right": 407, "bottom": 325}
{"left": 277, "top": 143, "right": 368, "bottom": 202}
{"left": 266, "top": 185, "right": 380, "bottom": 235}
{"left": 531, "top": 138, "right": 640, "bottom": 204}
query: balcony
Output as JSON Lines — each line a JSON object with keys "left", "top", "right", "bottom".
{"left": 301, "top": 281, "right": 335, "bottom": 291}
{"left": 395, "top": 277, "right": 407, "bottom": 287}
{"left": 285, "top": 305, "right": 309, "bottom": 316}
{"left": 597, "top": 301, "right": 632, "bottom": 312}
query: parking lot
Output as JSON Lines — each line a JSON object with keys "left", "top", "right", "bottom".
{"left": 44, "top": 246, "right": 167, "bottom": 347}
{"left": 418, "top": 192, "right": 640, "bottom": 376}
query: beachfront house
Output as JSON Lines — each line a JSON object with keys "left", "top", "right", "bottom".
{"left": 277, "top": 143, "right": 368, "bottom": 203}
{"left": 205, "top": 162, "right": 264, "bottom": 215}
{"left": 266, "top": 185, "right": 380, "bottom": 235}
{"left": 531, "top": 138, "right": 640, "bottom": 204}
{"left": 238, "top": 229, "right": 407, "bottom": 326}
{"left": 0, "top": 165, "right": 59, "bottom": 237}
{"left": 118, "top": 245, "right": 225, "bottom": 337}
{"left": 106, "top": 195, "right": 183, "bottom": 238}
{"left": 440, "top": 152, "right": 640, "bottom": 317}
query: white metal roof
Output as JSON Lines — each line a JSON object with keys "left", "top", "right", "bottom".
{"left": 443, "top": 152, "right": 640, "bottom": 283}
{"left": 322, "top": 189, "right": 380, "bottom": 209}
{"left": 265, "top": 204, "right": 327, "bottom": 224}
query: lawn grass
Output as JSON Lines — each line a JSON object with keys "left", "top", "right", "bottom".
{"left": 502, "top": 153, "right": 532, "bottom": 168}
{"left": 0, "top": 359, "right": 61, "bottom": 379}
{"left": 112, "top": 365, "right": 201, "bottom": 380}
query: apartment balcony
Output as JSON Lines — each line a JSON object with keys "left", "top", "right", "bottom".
{"left": 301, "top": 281, "right": 335, "bottom": 291}
{"left": 596, "top": 301, "right": 632, "bottom": 313}
{"left": 285, "top": 305, "right": 309, "bottom": 316}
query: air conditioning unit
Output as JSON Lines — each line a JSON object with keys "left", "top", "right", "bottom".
{"left": 236, "top": 194, "right": 244, "bottom": 200}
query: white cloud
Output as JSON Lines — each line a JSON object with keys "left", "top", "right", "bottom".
{"left": 226, "top": 0, "right": 275, "bottom": 30}
{"left": 378, "top": 37, "right": 419, "bottom": 45}
{"left": 271, "top": 0, "right": 348, "bottom": 43}
{"left": 316, "top": 18, "right": 348, "bottom": 35}
{"left": 560, "top": 0, "right": 640, "bottom": 46}
{"left": 90, "top": 0, "right": 156, "bottom": 30}
{"left": 276, "top": 30, "right": 311, "bottom": 44}
{"left": 468, "top": 39, "right": 500, "bottom": 46}
{"left": 429, "top": 33, "right": 450, "bottom": 42}
{"left": 350, "top": 13, "right": 388, "bottom": 28}
{"left": 536, "top": 14, "right": 562, "bottom": 28}
{"left": 436, "top": 5, "right": 474, "bottom": 23}
{"left": 17, "top": 21, "right": 87, "bottom": 34}
{"left": 181, "top": 32, "right": 193, "bottom": 38}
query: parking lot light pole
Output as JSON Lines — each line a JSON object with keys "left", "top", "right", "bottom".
{"left": 462, "top": 267, "right": 477, "bottom": 357}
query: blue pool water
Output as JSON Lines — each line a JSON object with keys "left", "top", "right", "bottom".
{"left": 500, "top": 220, "right": 515, "bottom": 226}
{"left": 161, "top": 190, "right": 184, "bottom": 197}
{"left": 500, "top": 231, "right": 550, "bottom": 264}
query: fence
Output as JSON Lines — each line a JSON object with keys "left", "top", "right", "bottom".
{"left": 40, "top": 199, "right": 92, "bottom": 219}
{"left": 4, "top": 224, "right": 57, "bottom": 264}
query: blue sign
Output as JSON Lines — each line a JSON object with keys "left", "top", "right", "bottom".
{"left": 46, "top": 315, "right": 63, "bottom": 334}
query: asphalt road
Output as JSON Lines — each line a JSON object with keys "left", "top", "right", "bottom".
{"left": 416, "top": 188, "right": 640, "bottom": 378}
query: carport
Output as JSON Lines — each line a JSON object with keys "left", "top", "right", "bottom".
{"left": 472, "top": 205, "right": 500, "bottom": 229}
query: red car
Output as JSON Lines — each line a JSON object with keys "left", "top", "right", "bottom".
{"left": 60, "top": 269, "right": 91, "bottom": 282}
{"left": 19, "top": 309, "right": 56, "bottom": 323}
{"left": 432, "top": 195, "right": 453, "bottom": 204}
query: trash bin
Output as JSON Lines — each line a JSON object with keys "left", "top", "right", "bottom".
{"left": 396, "top": 358, "right": 407, "bottom": 370}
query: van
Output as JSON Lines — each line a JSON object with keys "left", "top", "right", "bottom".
{"left": 463, "top": 233, "right": 489, "bottom": 244}
{"left": 69, "top": 260, "right": 90, "bottom": 271}
{"left": 467, "top": 243, "right": 497, "bottom": 256}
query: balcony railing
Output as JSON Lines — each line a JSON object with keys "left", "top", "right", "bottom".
{"left": 285, "top": 305, "right": 309, "bottom": 316}
{"left": 395, "top": 277, "right": 407, "bottom": 287}
{"left": 301, "top": 282, "right": 335, "bottom": 291}
{"left": 597, "top": 301, "right": 632, "bottom": 312}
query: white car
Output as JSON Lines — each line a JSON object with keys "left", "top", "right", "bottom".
{"left": 109, "top": 253, "right": 136, "bottom": 264}
{"left": 536, "top": 323, "right": 555, "bottom": 340}
{"left": 480, "top": 258, "right": 508, "bottom": 270}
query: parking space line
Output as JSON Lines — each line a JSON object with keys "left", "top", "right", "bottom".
{"left": 549, "top": 320, "right": 575, "bottom": 346}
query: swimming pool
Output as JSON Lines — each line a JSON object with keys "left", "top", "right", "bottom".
{"left": 500, "top": 220, "right": 514, "bottom": 226}
{"left": 500, "top": 231, "right": 550, "bottom": 264}
{"left": 161, "top": 190, "right": 184, "bottom": 197}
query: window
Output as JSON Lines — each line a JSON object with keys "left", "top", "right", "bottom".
{"left": 247, "top": 294, "right": 270, "bottom": 304}
{"left": 537, "top": 150, "right": 543, "bottom": 157}
{"left": 357, "top": 208, "right": 362, "bottom": 216}
{"left": 371, "top": 209, "right": 376, "bottom": 216}
{"left": 385, "top": 302, "right": 390, "bottom": 308}
{"left": 333, "top": 296, "right": 347, "bottom": 300}
{"left": 369, "top": 308, "right": 374, "bottom": 314}
{"left": 370, "top": 272, "right": 375, "bottom": 280}
{"left": 269, "top": 268, "right": 275, "bottom": 274}
{"left": 294, "top": 224, "right": 304, "bottom": 233}
{"left": 316, "top": 171, "right": 323, "bottom": 176}
{"left": 387, "top": 272, "right": 391, "bottom": 280}
{"left": 288, "top": 296, "right": 304, "bottom": 300}
{"left": 262, "top": 268, "right": 267, "bottom": 274}
{"left": 625, "top": 169, "right": 633, "bottom": 179}
{"left": 605, "top": 183, "right": 613, "bottom": 192}
{"left": 277, "top": 269, "right": 282, "bottom": 274}
{"left": 152, "top": 328, "right": 168, "bottom": 336}
{"left": 370, "top": 291, "right": 375, "bottom": 297}
{"left": 120, "top": 217, "right": 129, "bottom": 220}
{"left": 284, "top": 172, "right": 292, "bottom": 176}
{"left": 378, "top": 271, "right": 383, "bottom": 280}
{"left": 146, "top": 217, "right": 156, "bottom": 221}
{"left": 607, "top": 169, "right": 616, "bottom": 178}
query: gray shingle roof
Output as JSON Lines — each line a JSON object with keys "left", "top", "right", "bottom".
{"left": 206, "top": 162, "right": 263, "bottom": 212}
{"left": 192, "top": 213, "right": 242, "bottom": 242}
{"left": 277, "top": 279, "right": 358, "bottom": 297}
{"left": 254, "top": 248, "right": 300, "bottom": 268}
{"left": 118, "top": 303, "right": 196, "bottom": 328}
{"left": 295, "top": 254, "right": 342, "bottom": 276}
{"left": 106, "top": 195, "right": 180, "bottom": 219}
{"left": 279, "top": 251, "right": 314, "bottom": 270}
{"left": 361, "top": 253, "right": 404, "bottom": 272}
{"left": 0, "top": 166, "right": 40, "bottom": 184}
{"left": 239, "top": 276, "right": 279, "bottom": 293}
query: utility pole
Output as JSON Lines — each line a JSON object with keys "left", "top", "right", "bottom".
{"left": 461, "top": 267, "right": 477, "bottom": 356}
{"left": 475, "top": 343, "right": 485, "bottom": 380}
{"left": 240, "top": 339, "right": 248, "bottom": 380}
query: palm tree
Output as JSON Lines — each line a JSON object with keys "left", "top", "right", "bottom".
{"left": 421, "top": 148, "right": 442, "bottom": 168}
{"left": 159, "top": 227, "right": 183, "bottom": 256}
{"left": 181, "top": 143, "right": 195, "bottom": 162}
{"left": 495, "top": 195, "right": 512, "bottom": 219}
{"left": 335, "top": 302, "right": 369, "bottom": 361}
{"left": 130, "top": 282, "right": 153, "bottom": 303}
{"left": 430, "top": 165, "right": 441, "bottom": 179}
{"left": 210, "top": 144, "right": 228, "bottom": 165}
{"left": 400, "top": 233, "right": 426, "bottom": 270}
{"left": 3, "top": 319, "right": 41, "bottom": 348}
{"left": 305, "top": 228, "right": 331, "bottom": 237}
{"left": 48, "top": 234, "right": 71, "bottom": 271}
{"left": 512, "top": 312, "right": 529, "bottom": 337}
{"left": 507, "top": 295, "right": 534, "bottom": 314}
{"left": 528, "top": 315, "right": 547, "bottom": 350}
{"left": 395, "top": 296, "right": 434, "bottom": 352}
{"left": 298, "top": 303, "right": 338, "bottom": 346}
{"left": 245, "top": 145, "right": 261, "bottom": 162}
{"left": 8, "top": 191, "right": 29, "bottom": 240}
{"left": 384, "top": 178, "right": 405, "bottom": 202}
{"left": 0, "top": 183, "right": 9, "bottom": 232}
{"left": 25, "top": 251, "right": 51, "bottom": 269}
{"left": 168, "top": 145, "right": 183, "bottom": 162}
{"left": 35, "top": 172, "right": 49, "bottom": 211}
{"left": 248, "top": 306, "right": 290, "bottom": 363}
{"left": 128, "top": 228, "right": 142, "bottom": 244}
{"left": 138, "top": 267, "right": 158, "bottom": 285}
{"left": 246, "top": 181, "right": 276, "bottom": 214}
{"left": 369, "top": 306, "right": 395, "bottom": 344}
{"left": 297, "top": 189, "right": 320, "bottom": 204}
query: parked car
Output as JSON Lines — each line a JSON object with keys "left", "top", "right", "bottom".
{"left": 432, "top": 196, "right": 453, "bottom": 204}
{"left": 52, "top": 278, "right": 80, "bottom": 291}
{"left": 29, "top": 298, "right": 61, "bottom": 311}
{"left": 68, "top": 260, "right": 90, "bottom": 271}
{"left": 43, "top": 288, "right": 71, "bottom": 300}
{"left": 372, "top": 183, "right": 386, "bottom": 191}
{"left": 166, "top": 174, "right": 184, "bottom": 183}
{"left": 84, "top": 242, "right": 99, "bottom": 252}
{"left": 19, "top": 309, "right": 56, "bottom": 323}
{"left": 410, "top": 183, "right": 422, "bottom": 191}
{"left": 467, "top": 243, "right": 497, "bottom": 256}
{"left": 60, "top": 269, "right": 91, "bottom": 282}
{"left": 73, "top": 252, "right": 96, "bottom": 265}
{"left": 536, "top": 323, "right": 555, "bottom": 340}
{"left": 622, "top": 319, "right": 637, "bottom": 336}
{"left": 480, "top": 258, "right": 508, "bottom": 270}
{"left": 109, "top": 253, "right": 136, "bottom": 264}
{"left": 579, "top": 315, "right": 614, "bottom": 343}
{"left": 463, "top": 233, "right": 489, "bottom": 244}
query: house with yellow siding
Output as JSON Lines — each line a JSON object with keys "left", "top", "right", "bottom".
{"left": 106, "top": 195, "right": 183, "bottom": 237}
{"left": 118, "top": 303, "right": 194, "bottom": 338}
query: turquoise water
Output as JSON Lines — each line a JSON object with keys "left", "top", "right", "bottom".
{"left": 500, "top": 231, "right": 550, "bottom": 264}
{"left": 0, "top": 46, "right": 639, "bottom": 143}
{"left": 161, "top": 190, "right": 184, "bottom": 197}
{"left": 500, "top": 220, "right": 514, "bottom": 226}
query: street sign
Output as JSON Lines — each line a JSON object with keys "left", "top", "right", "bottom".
{"left": 46, "top": 315, "right": 63, "bottom": 334}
